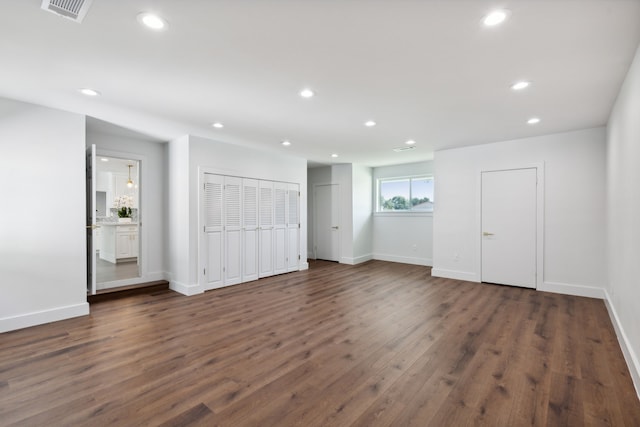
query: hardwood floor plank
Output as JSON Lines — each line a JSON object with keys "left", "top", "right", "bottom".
{"left": 1, "top": 260, "right": 639, "bottom": 426}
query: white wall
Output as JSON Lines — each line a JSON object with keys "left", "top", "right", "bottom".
{"left": 351, "top": 164, "right": 373, "bottom": 264}
{"left": 372, "top": 161, "right": 433, "bottom": 266}
{"left": 87, "top": 130, "right": 168, "bottom": 283}
{"left": 606, "top": 44, "right": 640, "bottom": 395}
{"left": 433, "top": 127, "right": 606, "bottom": 298}
{"left": 168, "top": 135, "right": 308, "bottom": 295}
{"left": 0, "top": 99, "right": 88, "bottom": 332}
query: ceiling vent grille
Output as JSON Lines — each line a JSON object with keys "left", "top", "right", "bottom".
{"left": 392, "top": 146, "right": 416, "bottom": 152}
{"left": 41, "top": 0, "right": 94, "bottom": 23}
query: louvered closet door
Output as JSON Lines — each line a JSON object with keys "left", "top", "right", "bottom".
{"left": 259, "top": 181, "right": 274, "bottom": 278}
{"left": 224, "top": 176, "right": 242, "bottom": 286}
{"left": 273, "top": 182, "right": 288, "bottom": 275}
{"left": 203, "top": 174, "right": 223, "bottom": 290}
{"left": 287, "top": 183, "right": 300, "bottom": 272}
{"left": 242, "top": 179, "right": 259, "bottom": 282}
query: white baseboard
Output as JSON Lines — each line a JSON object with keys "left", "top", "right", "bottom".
{"left": 0, "top": 302, "right": 90, "bottom": 333}
{"left": 604, "top": 290, "right": 640, "bottom": 400}
{"left": 341, "top": 254, "right": 373, "bottom": 265}
{"left": 170, "top": 280, "right": 203, "bottom": 296}
{"left": 538, "top": 281, "right": 605, "bottom": 299}
{"left": 373, "top": 253, "right": 432, "bottom": 266}
{"left": 299, "top": 262, "right": 309, "bottom": 271}
{"left": 431, "top": 268, "right": 479, "bottom": 282}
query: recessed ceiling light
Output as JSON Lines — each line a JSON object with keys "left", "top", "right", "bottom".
{"left": 137, "top": 12, "right": 167, "bottom": 31}
{"left": 331, "top": 153, "right": 339, "bottom": 158}
{"left": 281, "top": 140, "right": 291, "bottom": 146}
{"left": 79, "top": 88, "right": 100, "bottom": 97}
{"left": 364, "top": 120, "right": 376, "bottom": 127}
{"left": 483, "top": 9, "right": 509, "bottom": 26}
{"left": 511, "top": 81, "right": 530, "bottom": 91}
{"left": 212, "top": 122, "right": 224, "bottom": 129}
{"left": 100, "top": 158, "right": 109, "bottom": 162}
{"left": 527, "top": 117, "right": 541, "bottom": 124}
{"left": 300, "top": 88, "right": 315, "bottom": 98}
{"left": 405, "top": 140, "right": 416, "bottom": 145}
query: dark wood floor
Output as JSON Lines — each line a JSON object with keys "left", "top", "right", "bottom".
{"left": 1, "top": 260, "right": 639, "bottom": 426}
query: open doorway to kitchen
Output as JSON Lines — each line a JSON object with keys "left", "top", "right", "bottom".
{"left": 94, "top": 155, "right": 141, "bottom": 288}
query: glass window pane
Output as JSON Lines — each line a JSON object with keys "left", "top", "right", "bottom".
{"left": 380, "top": 179, "right": 410, "bottom": 211}
{"left": 410, "top": 177, "right": 434, "bottom": 211}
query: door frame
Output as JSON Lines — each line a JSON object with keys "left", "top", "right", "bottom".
{"left": 313, "top": 183, "right": 341, "bottom": 261}
{"left": 476, "top": 163, "right": 544, "bottom": 289}
{"left": 94, "top": 149, "right": 147, "bottom": 288}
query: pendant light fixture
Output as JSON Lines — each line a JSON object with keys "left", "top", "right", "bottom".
{"left": 126, "top": 164, "right": 134, "bottom": 188}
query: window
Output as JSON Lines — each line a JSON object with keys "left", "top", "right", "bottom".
{"left": 377, "top": 176, "right": 434, "bottom": 212}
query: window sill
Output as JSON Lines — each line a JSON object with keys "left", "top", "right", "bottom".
{"left": 374, "top": 211, "right": 433, "bottom": 218}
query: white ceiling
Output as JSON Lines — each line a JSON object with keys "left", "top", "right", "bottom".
{"left": 1, "top": 0, "right": 639, "bottom": 167}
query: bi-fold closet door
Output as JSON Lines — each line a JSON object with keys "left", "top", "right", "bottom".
{"left": 203, "top": 174, "right": 299, "bottom": 290}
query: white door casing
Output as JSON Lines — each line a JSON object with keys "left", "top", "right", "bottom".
{"left": 481, "top": 168, "right": 537, "bottom": 288}
{"left": 315, "top": 184, "right": 340, "bottom": 262}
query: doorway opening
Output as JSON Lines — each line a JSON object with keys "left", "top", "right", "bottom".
{"left": 91, "top": 154, "right": 142, "bottom": 291}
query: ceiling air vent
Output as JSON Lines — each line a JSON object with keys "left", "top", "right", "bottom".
{"left": 392, "top": 146, "right": 416, "bottom": 152}
{"left": 41, "top": 0, "right": 94, "bottom": 23}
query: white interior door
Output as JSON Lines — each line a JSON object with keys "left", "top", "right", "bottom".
{"left": 86, "top": 144, "right": 97, "bottom": 295}
{"left": 273, "top": 182, "right": 288, "bottom": 275}
{"left": 315, "top": 184, "right": 340, "bottom": 262}
{"left": 259, "top": 180, "right": 274, "bottom": 278}
{"left": 224, "top": 176, "right": 242, "bottom": 286}
{"left": 287, "top": 183, "right": 300, "bottom": 272}
{"left": 242, "top": 178, "right": 259, "bottom": 282}
{"left": 203, "top": 174, "right": 223, "bottom": 290}
{"left": 481, "top": 168, "right": 537, "bottom": 288}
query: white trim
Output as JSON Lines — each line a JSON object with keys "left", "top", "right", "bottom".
{"left": 170, "top": 280, "right": 203, "bottom": 296}
{"left": 538, "top": 281, "right": 606, "bottom": 299}
{"left": 341, "top": 254, "right": 373, "bottom": 265}
{"left": 431, "top": 268, "right": 479, "bottom": 282}
{"left": 299, "top": 262, "right": 309, "bottom": 271}
{"left": 373, "top": 253, "right": 431, "bottom": 266}
{"left": 604, "top": 290, "right": 640, "bottom": 400}
{"left": 0, "top": 303, "right": 90, "bottom": 333}
{"left": 374, "top": 211, "right": 433, "bottom": 218}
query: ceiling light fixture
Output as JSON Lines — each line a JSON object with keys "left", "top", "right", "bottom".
{"left": 300, "top": 88, "right": 314, "bottom": 98}
{"left": 331, "top": 153, "right": 339, "bottom": 158}
{"left": 483, "top": 9, "right": 509, "bottom": 26}
{"left": 527, "top": 117, "right": 541, "bottom": 124}
{"left": 137, "top": 12, "right": 167, "bottom": 31}
{"left": 79, "top": 88, "right": 100, "bottom": 97}
{"left": 405, "top": 140, "right": 416, "bottom": 145}
{"left": 364, "top": 120, "right": 377, "bottom": 127}
{"left": 511, "top": 81, "right": 530, "bottom": 91}
{"left": 212, "top": 122, "right": 224, "bottom": 129}
{"left": 281, "top": 140, "right": 291, "bottom": 146}
{"left": 126, "top": 164, "right": 134, "bottom": 188}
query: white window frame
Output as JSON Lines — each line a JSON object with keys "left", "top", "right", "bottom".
{"left": 375, "top": 175, "right": 434, "bottom": 215}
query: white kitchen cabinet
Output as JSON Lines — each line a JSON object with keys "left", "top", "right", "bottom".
{"left": 99, "top": 224, "right": 138, "bottom": 263}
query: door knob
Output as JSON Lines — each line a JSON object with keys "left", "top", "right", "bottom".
{"left": 332, "top": 226, "right": 339, "bottom": 230}
{"left": 483, "top": 232, "right": 494, "bottom": 236}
